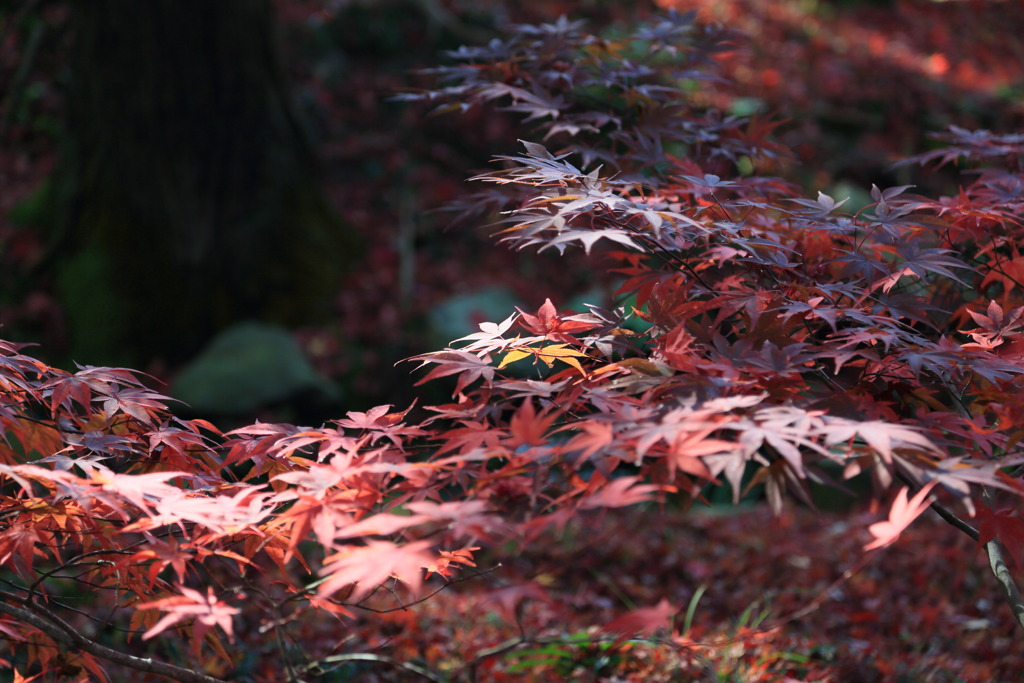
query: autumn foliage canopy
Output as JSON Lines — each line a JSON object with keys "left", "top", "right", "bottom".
{"left": 3, "top": 10, "right": 1024, "bottom": 681}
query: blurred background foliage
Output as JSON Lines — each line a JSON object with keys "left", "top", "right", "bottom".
{"left": 1, "top": 0, "right": 1022, "bottom": 423}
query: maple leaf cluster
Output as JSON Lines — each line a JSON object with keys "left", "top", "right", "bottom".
{"left": 0, "top": 350, "right": 489, "bottom": 679}
{"left": 2, "top": 9, "right": 1024, "bottom": 681}
{"left": 407, "top": 11, "right": 1024, "bottom": 522}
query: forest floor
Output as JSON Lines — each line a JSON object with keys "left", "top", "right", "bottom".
{"left": 349, "top": 501, "right": 1023, "bottom": 682}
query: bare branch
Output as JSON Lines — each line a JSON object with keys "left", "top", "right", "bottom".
{"left": 928, "top": 498, "right": 979, "bottom": 541}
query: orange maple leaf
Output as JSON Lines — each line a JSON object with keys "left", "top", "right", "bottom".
{"left": 507, "top": 399, "right": 558, "bottom": 448}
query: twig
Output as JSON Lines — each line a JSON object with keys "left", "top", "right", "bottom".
{"left": 293, "top": 652, "right": 444, "bottom": 682}
{"left": 466, "top": 635, "right": 526, "bottom": 673}
{"left": 341, "top": 564, "right": 502, "bottom": 614}
{"left": 927, "top": 497, "right": 979, "bottom": 541}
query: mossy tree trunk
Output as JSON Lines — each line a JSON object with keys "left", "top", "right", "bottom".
{"left": 52, "top": 0, "right": 357, "bottom": 366}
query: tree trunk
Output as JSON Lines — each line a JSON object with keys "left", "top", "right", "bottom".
{"left": 51, "top": 0, "right": 357, "bottom": 366}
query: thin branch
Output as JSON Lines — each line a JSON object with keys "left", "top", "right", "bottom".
{"left": 928, "top": 498, "right": 979, "bottom": 541}
{"left": 0, "top": 598, "right": 226, "bottom": 683}
{"left": 466, "top": 635, "right": 527, "bottom": 670}
{"left": 28, "top": 547, "right": 136, "bottom": 598}
{"left": 293, "top": 652, "right": 444, "bottom": 682}
{"left": 335, "top": 564, "right": 502, "bottom": 615}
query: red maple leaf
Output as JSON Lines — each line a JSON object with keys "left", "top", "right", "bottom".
{"left": 130, "top": 538, "right": 195, "bottom": 584}
{"left": 977, "top": 504, "right": 1024, "bottom": 568}
{"left": 318, "top": 539, "right": 434, "bottom": 602}
{"left": 562, "top": 419, "right": 615, "bottom": 463}
{"left": 409, "top": 350, "right": 497, "bottom": 396}
{"left": 517, "top": 298, "right": 600, "bottom": 342}
{"left": 507, "top": 399, "right": 558, "bottom": 448}
{"left": 579, "top": 476, "right": 665, "bottom": 509}
{"left": 0, "top": 523, "right": 46, "bottom": 575}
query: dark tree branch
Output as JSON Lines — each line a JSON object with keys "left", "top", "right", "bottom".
{"left": 0, "top": 597, "right": 227, "bottom": 683}
{"left": 928, "top": 497, "right": 979, "bottom": 541}
{"left": 982, "top": 487, "right": 1024, "bottom": 634}
{"left": 984, "top": 535, "right": 1024, "bottom": 632}
{"left": 894, "top": 469, "right": 1024, "bottom": 634}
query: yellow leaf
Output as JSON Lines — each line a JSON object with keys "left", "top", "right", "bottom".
{"left": 536, "top": 344, "right": 590, "bottom": 374}
{"left": 536, "top": 344, "right": 587, "bottom": 358}
{"left": 556, "top": 356, "right": 586, "bottom": 374}
{"left": 498, "top": 348, "right": 534, "bottom": 369}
